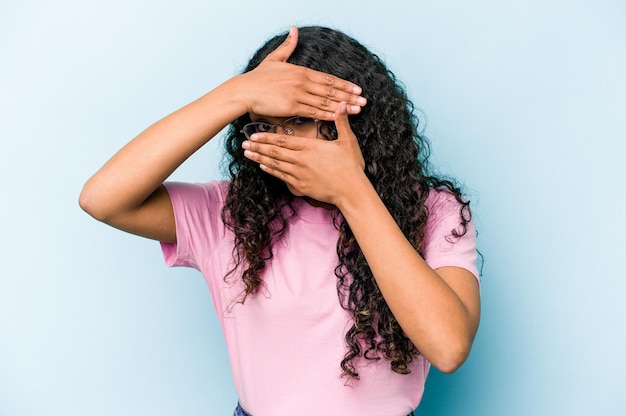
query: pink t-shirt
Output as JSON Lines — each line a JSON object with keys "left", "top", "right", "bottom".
{"left": 161, "top": 181, "right": 478, "bottom": 416}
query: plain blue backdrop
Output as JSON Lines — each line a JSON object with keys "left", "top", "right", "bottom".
{"left": 1, "top": 0, "right": 625, "bottom": 415}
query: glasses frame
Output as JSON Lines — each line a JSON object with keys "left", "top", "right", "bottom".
{"left": 240, "top": 116, "right": 319, "bottom": 140}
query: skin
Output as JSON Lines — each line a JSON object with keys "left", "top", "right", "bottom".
{"left": 79, "top": 26, "right": 364, "bottom": 241}
{"left": 243, "top": 104, "right": 480, "bottom": 373}
{"left": 80, "top": 26, "right": 480, "bottom": 374}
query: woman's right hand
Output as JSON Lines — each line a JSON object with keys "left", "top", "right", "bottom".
{"left": 79, "top": 26, "right": 365, "bottom": 243}
{"left": 236, "top": 26, "right": 367, "bottom": 120}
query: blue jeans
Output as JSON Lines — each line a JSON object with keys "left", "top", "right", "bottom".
{"left": 233, "top": 403, "right": 415, "bottom": 415}
{"left": 233, "top": 403, "right": 252, "bottom": 416}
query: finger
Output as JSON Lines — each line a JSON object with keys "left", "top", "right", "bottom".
{"left": 304, "top": 67, "right": 364, "bottom": 101}
{"left": 242, "top": 139, "right": 300, "bottom": 165}
{"left": 301, "top": 83, "right": 367, "bottom": 111}
{"left": 246, "top": 133, "right": 305, "bottom": 151}
{"left": 288, "top": 104, "right": 337, "bottom": 121}
{"left": 259, "top": 162, "right": 297, "bottom": 187}
{"left": 334, "top": 102, "right": 365, "bottom": 169}
{"left": 243, "top": 147, "right": 298, "bottom": 177}
{"left": 334, "top": 102, "right": 354, "bottom": 139}
{"left": 266, "top": 25, "right": 298, "bottom": 63}
{"left": 286, "top": 99, "right": 359, "bottom": 121}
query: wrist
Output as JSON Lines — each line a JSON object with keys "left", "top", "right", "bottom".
{"left": 333, "top": 172, "right": 376, "bottom": 214}
{"left": 225, "top": 74, "right": 256, "bottom": 116}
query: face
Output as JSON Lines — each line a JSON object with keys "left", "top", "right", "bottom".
{"left": 244, "top": 114, "right": 335, "bottom": 209}
{"left": 243, "top": 115, "right": 320, "bottom": 140}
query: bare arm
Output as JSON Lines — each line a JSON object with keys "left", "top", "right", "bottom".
{"left": 333, "top": 176, "right": 480, "bottom": 373}
{"left": 79, "top": 27, "right": 366, "bottom": 243}
{"left": 241, "top": 103, "right": 480, "bottom": 372}
{"left": 79, "top": 80, "right": 247, "bottom": 243}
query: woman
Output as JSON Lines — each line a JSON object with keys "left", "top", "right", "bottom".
{"left": 80, "top": 25, "right": 480, "bottom": 416}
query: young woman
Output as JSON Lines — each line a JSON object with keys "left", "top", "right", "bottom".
{"left": 80, "top": 26, "right": 480, "bottom": 416}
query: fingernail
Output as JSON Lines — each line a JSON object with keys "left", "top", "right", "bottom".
{"left": 356, "top": 97, "right": 367, "bottom": 106}
{"left": 352, "top": 85, "right": 363, "bottom": 95}
{"left": 242, "top": 141, "right": 250, "bottom": 149}
{"left": 349, "top": 105, "right": 361, "bottom": 113}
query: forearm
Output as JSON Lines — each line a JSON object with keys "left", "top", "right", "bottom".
{"left": 80, "top": 77, "right": 246, "bottom": 220}
{"left": 335, "top": 175, "right": 479, "bottom": 372}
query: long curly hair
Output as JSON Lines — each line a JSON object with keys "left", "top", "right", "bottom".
{"left": 221, "top": 26, "right": 471, "bottom": 379}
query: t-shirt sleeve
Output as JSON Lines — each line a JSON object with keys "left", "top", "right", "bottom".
{"left": 421, "top": 190, "right": 479, "bottom": 281}
{"left": 159, "top": 181, "right": 228, "bottom": 270}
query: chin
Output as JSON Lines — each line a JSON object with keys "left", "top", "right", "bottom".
{"left": 286, "top": 185, "right": 334, "bottom": 209}
{"left": 304, "top": 197, "right": 335, "bottom": 210}
{"left": 286, "top": 184, "right": 305, "bottom": 197}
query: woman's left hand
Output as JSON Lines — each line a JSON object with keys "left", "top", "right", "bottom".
{"left": 242, "top": 102, "right": 366, "bottom": 206}
{"left": 244, "top": 102, "right": 480, "bottom": 373}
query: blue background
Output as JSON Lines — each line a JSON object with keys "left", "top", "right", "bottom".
{"left": 1, "top": 0, "right": 625, "bottom": 415}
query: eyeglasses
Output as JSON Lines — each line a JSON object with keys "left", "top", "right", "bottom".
{"left": 241, "top": 117, "right": 319, "bottom": 140}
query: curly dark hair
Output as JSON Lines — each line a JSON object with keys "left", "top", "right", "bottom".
{"left": 221, "top": 26, "right": 471, "bottom": 379}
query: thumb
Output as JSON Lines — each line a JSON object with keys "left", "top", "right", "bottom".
{"left": 334, "top": 102, "right": 365, "bottom": 169}
{"left": 267, "top": 25, "right": 298, "bottom": 62}
{"left": 334, "top": 102, "right": 354, "bottom": 141}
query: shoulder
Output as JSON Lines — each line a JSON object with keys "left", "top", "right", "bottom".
{"left": 421, "top": 188, "right": 479, "bottom": 279}
{"left": 423, "top": 188, "right": 471, "bottom": 235}
{"left": 163, "top": 180, "right": 230, "bottom": 208}
{"left": 160, "top": 180, "right": 232, "bottom": 267}
{"left": 424, "top": 188, "right": 467, "bottom": 216}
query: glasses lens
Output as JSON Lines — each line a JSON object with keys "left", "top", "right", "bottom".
{"left": 242, "top": 122, "right": 274, "bottom": 139}
{"left": 283, "top": 117, "right": 318, "bottom": 138}
{"left": 319, "top": 122, "right": 338, "bottom": 141}
{"left": 255, "top": 122, "right": 274, "bottom": 133}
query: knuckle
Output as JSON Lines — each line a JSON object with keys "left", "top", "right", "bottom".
{"left": 295, "top": 75, "right": 306, "bottom": 86}
{"left": 320, "top": 98, "right": 331, "bottom": 107}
